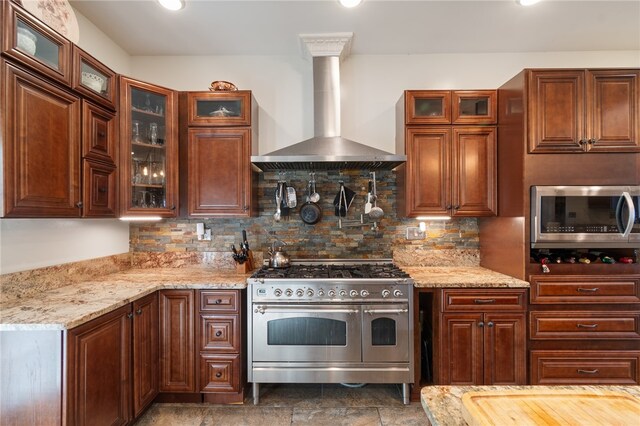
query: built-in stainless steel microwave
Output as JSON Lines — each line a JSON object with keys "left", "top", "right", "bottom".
{"left": 531, "top": 185, "right": 640, "bottom": 248}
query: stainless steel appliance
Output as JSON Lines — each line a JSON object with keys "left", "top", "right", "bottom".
{"left": 247, "top": 260, "right": 414, "bottom": 404}
{"left": 531, "top": 185, "right": 640, "bottom": 248}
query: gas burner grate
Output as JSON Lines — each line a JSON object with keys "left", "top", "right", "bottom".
{"left": 250, "top": 263, "right": 411, "bottom": 280}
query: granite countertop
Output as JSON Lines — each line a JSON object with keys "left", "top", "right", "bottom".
{"left": 420, "top": 385, "right": 640, "bottom": 426}
{"left": 406, "top": 267, "right": 529, "bottom": 288}
{"left": 0, "top": 264, "right": 527, "bottom": 331}
{"left": 0, "top": 268, "right": 251, "bottom": 331}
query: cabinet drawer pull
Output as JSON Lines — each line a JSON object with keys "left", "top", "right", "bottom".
{"left": 215, "top": 372, "right": 222, "bottom": 378}
{"left": 215, "top": 330, "right": 222, "bottom": 337}
{"left": 577, "top": 369, "right": 599, "bottom": 375}
{"left": 577, "top": 287, "right": 599, "bottom": 293}
{"left": 215, "top": 299, "right": 222, "bottom": 304}
{"left": 576, "top": 323, "right": 598, "bottom": 329}
{"left": 474, "top": 299, "right": 496, "bottom": 304}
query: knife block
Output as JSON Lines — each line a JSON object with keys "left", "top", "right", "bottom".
{"left": 236, "top": 251, "right": 254, "bottom": 274}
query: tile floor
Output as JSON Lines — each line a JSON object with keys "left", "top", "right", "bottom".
{"left": 134, "top": 384, "right": 428, "bottom": 425}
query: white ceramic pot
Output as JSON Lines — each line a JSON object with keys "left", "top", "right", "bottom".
{"left": 17, "top": 27, "right": 37, "bottom": 55}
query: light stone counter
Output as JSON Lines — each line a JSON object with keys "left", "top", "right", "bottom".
{"left": 0, "top": 268, "right": 251, "bottom": 331}
{"left": 420, "top": 385, "right": 640, "bottom": 426}
{"left": 405, "top": 267, "right": 529, "bottom": 288}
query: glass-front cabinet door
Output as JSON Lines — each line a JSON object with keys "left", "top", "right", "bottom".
{"left": 119, "top": 77, "right": 178, "bottom": 217}
{"left": 2, "top": 1, "right": 72, "bottom": 85}
{"left": 404, "top": 90, "right": 452, "bottom": 124}
{"left": 72, "top": 46, "right": 117, "bottom": 110}
{"left": 452, "top": 90, "right": 497, "bottom": 124}
{"left": 186, "top": 91, "right": 252, "bottom": 126}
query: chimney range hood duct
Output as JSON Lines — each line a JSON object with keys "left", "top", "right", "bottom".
{"left": 251, "top": 33, "right": 406, "bottom": 172}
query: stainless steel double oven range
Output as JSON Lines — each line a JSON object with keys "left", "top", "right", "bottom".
{"left": 247, "top": 260, "right": 414, "bottom": 404}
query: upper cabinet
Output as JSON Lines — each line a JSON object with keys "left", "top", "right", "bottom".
{"left": 397, "top": 90, "right": 497, "bottom": 218}
{"left": 404, "top": 90, "right": 496, "bottom": 125}
{"left": 180, "top": 91, "right": 258, "bottom": 218}
{"left": 2, "top": 59, "right": 81, "bottom": 217}
{"left": 1, "top": 1, "right": 72, "bottom": 86}
{"left": 186, "top": 91, "right": 253, "bottom": 127}
{"left": 120, "top": 77, "right": 179, "bottom": 217}
{"left": 72, "top": 46, "right": 117, "bottom": 111}
{"left": 528, "top": 69, "right": 640, "bottom": 153}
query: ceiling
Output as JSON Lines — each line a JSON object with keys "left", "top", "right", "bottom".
{"left": 69, "top": 0, "right": 640, "bottom": 57}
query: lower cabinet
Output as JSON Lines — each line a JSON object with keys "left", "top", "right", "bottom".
{"left": 67, "top": 292, "right": 158, "bottom": 426}
{"left": 157, "top": 289, "right": 246, "bottom": 402}
{"left": 67, "top": 305, "right": 131, "bottom": 426}
{"left": 528, "top": 274, "right": 640, "bottom": 385}
{"left": 438, "top": 288, "right": 527, "bottom": 385}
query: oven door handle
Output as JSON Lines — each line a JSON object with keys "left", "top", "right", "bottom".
{"left": 363, "top": 308, "right": 408, "bottom": 315}
{"left": 616, "top": 192, "right": 635, "bottom": 238}
{"left": 253, "top": 305, "right": 359, "bottom": 315}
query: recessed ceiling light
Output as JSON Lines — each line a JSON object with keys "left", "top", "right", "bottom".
{"left": 158, "top": 0, "right": 184, "bottom": 11}
{"left": 517, "top": 0, "right": 541, "bottom": 5}
{"left": 338, "top": 0, "right": 363, "bottom": 8}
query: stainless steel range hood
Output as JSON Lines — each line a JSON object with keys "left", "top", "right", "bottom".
{"left": 251, "top": 34, "right": 406, "bottom": 172}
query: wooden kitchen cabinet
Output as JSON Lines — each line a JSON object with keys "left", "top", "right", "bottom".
{"left": 438, "top": 289, "right": 527, "bottom": 385}
{"left": 404, "top": 90, "right": 496, "bottom": 125}
{"left": 2, "top": 59, "right": 82, "bottom": 217}
{"left": 399, "top": 126, "right": 496, "bottom": 217}
{"left": 528, "top": 274, "right": 640, "bottom": 385}
{"left": 67, "top": 304, "right": 131, "bottom": 426}
{"left": 159, "top": 290, "right": 196, "bottom": 392}
{"left": 132, "top": 292, "right": 159, "bottom": 418}
{"left": 1, "top": 0, "right": 72, "bottom": 86}
{"left": 528, "top": 69, "right": 640, "bottom": 153}
{"left": 81, "top": 100, "right": 118, "bottom": 217}
{"left": 197, "top": 290, "right": 246, "bottom": 403}
{"left": 72, "top": 46, "right": 117, "bottom": 111}
{"left": 180, "top": 92, "right": 258, "bottom": 217}
{"left": 119, "top": 76, "right": 178, "bottom": 217}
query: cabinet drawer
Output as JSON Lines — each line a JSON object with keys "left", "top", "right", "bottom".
{"left": 442, "top": 289, "right": 526, "bottom": 312}
{"left": 199, "top": 315, "right": 239, "bottom": 352}
{"left": 199, "top": 353, "right": 241, "bottom": 393}
{"left": 530, "top": 275, "right": 640, "bottom": 304}
{"left": 200, "top": 290, "right": 239, "bottom": 313}
{"left": 530, "top": 350, "right": 640, "bottom": 385}
{"left": 529, "top": 311, "right": 640, "bottom": 340}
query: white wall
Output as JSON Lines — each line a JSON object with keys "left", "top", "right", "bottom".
{"left": 0, "top": 8, "right": 132, "bottom": 275}
{"left": 131, "top": 50, "right": 640, "bottom": 154}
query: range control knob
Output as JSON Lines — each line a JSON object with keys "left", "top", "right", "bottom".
{"left": 381, "top": 289, "right": 391, "bottom": 298}
{"left": 317, "top": 289, "right": 325, "bottom": 297}
{"left": 350, "top": 290, "right": 358, "bottom": 297}
{"left": 393, "top": 289, "right": 404, "bottom": 297}
{"left": 274, "top": 288, "right": 282, "bottom": 297}
{"left": 296, "top": 289, "right": 304, "bottom": 297}
{"left": 307, "top": 289, "right": 315, "bottom": 297}
{"left": 285, "top": 289, "right": 293, "bottom": 297}
{"left": 361, "top": 289, "right": 370, "bottom": 297}
{"left": 339, "top": 289, "right": 347, "bottom": 297}
{"left": 328, "top": 289, "right": 336, "bottom": 297}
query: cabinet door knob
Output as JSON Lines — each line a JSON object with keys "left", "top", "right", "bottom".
{"left": 215, "top": 372, "right": 222, "bottom": 378}
{"left": 127, "top": 312, "right": 133, "bottom": 319}
{"left": 243, "top": 205, "right": 249, "bottom": 211}
{"left": 215, "top": 330, "right": 222, "bottom": 337}
{"left": 136, "top": 308, "right": 143, "bottom": 315}
{"left": 578, "top": 139, "right": 587, "bottom": 145}
{"left": 588, "top": 138, "right": 597, "bottom": 144}
{"left": 76, "top": 201, "right": 84, "bottom": 208}
{"left": 215, "top": 299, "right": 222, "bottom": 304}
{"left": 487, "top": 321, "right": 494, "bottom": 327}
{"left": 446, "top": 205, "right": 452, "bottom": 210}
{"left": 478, "top": 322, "right": 484, "bottom": 328}
{"left": 98, "top": 187, "right": 107, "bottom": 193}
{"left": 454, "top": 205, "right": 460, "bottom": 210}
{"left": 98, "top": 131, "right": 106, "bottom": 138}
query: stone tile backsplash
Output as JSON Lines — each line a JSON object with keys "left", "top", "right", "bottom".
{"left": 130, "top": 170, "right": 480, "bottom": 267}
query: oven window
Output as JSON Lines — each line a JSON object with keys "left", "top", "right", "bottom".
{"left": 267, "top": 318, "right": 347, "bottom": 346}
{"left": 371, "top": 318, "right": 396, "bottom": 346}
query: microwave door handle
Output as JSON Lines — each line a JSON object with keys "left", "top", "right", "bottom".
{"left": 616, "top": 192, "right": 635, "bottom": 238}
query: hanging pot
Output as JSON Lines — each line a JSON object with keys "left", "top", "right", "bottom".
{"left": 300, "top": 176, "right": 322, "bottom": 224}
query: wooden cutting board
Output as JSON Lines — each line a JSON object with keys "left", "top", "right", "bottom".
{"left": 461, "top": 389, "right": 640, "bottom": 426}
